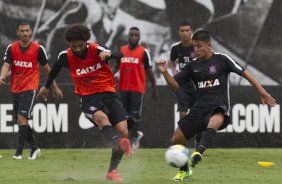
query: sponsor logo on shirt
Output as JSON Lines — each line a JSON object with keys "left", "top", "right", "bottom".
{"left": 198, "top": 79, "right": 220, "bottom": 88}
{"left": 13, "top": 60, "right": 32, "bottom": 68}
{"left": 121, "top": 57, "right": 139, "bottom": 64}
{"left": 76, "top": 63, "right": 102, "bottom": 76}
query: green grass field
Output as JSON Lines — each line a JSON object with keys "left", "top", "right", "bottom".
{"left": 0, "top": 148, "right": 281, "bottom": 184}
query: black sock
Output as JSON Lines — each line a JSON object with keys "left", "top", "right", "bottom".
{"left": 102, "top": 125, "right": 120, "bottom": 148}
{"left": 127, "top": 115, "right": 139, "bottom": 139}
{"left": 16, "top": 125, "right": 28, "bottom": 155}
{"left": 129, "top": 121, "right": 138, "bottom": 139}
{"left": 180, "top": 163, "right": 189, "bottom": 172}
{"left": 108, "top": 147, "right": 124, "bottom": 172}
{"left": 196, "top": 128, "right": 216, "bottom": 154}
{"left": 26, "top": 125, "right": 38, "bottom": 150}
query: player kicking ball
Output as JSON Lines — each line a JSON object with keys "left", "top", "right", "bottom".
{"left": 37, "top": 23, "right": 133, "bottom": 181}
{"left": 157, "top": 30, "right": 276, "bottom": 181}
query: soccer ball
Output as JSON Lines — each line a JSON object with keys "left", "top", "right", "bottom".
{"left": 165, "top": 145, "right": 189, "bottom": 168}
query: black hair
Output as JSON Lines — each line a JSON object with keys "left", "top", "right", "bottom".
{"left": 192, "top": 29, "right": 211, "bottom": 42}
{"left": 64, "top": 23, "right": 91, "bottom": 42}
{"left": 178, "top": 19, "right": 193, "bottom": 30}
{"left": 16, "top": 22, "right": 31, "bottom": 30}
{"left": 129, "top": 27, "right": 140, "bottom": 32}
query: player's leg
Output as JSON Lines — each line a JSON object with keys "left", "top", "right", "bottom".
{"left": 22, "top": 90, "right": 40, "bottom": 160}
{"left": 128, "top": 92, "right": 143, "bottom": 150}
{"left": 191, "top": 108, "right": 225, "bottom": 167}
{"left": 105, "top": 96, "right": 132, "bottom": 181}
{"left": 12, "top": 93, "right": 23, "bottom": 159}
{"left": 13, "top": 114, "right": 28, "bottom": 160}
{"left": 171, "top": 114, "right": 198, "bottom": 181}
{"left": 176, "top": 87, "right": 188, "bottom": 120}
{"left": 13, "top": 90, "right": 39, "bottom": 160}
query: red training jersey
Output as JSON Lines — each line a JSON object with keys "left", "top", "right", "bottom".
{"left": 10, "top": 41, "right": 40, "bottom": 93}
{"left": 67, "top": 43, "right": 116, "bottom": 96}
{"left": 119, "top": 45, "right": 147, "bottom": 93}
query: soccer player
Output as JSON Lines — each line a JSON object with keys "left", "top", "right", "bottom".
{"left": 157, "top": 30, "right": 276, "bottom": 181}
{"left": 37, "top": 23, "right": 132, "bottom": 181}
{"left": 112, "top": 27, "right": 159, "bottom": 150}
{"left": 0, "top": 22, "right": 63, "bottom": 160}
{"left": 169, "top": 20, "right": 196, "bottom": 119}
{"left": 169, "top": 20, "right": 202, "bottom": 146}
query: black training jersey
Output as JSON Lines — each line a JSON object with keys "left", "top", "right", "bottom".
{"left": 175, "top": 52, "right": 245, "bottom": 113}
{"left": 170, "top": 42, "right": 196, "bottom": 70}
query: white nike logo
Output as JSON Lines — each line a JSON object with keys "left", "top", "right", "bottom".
{"left": 79, "top": 113, "right": 95, "bottom": 129}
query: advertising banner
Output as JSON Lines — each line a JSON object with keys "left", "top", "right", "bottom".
{"left": 0, "top": 86, "right": 280, "bottom": 148}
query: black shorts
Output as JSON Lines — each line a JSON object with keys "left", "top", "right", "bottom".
{"left": 118, "top": 91, "right": 143, "bottom": 119}
{"left": 12, "top": 90, "right": 37, "bottom": 119}
{"left": 178, "top": 104, "right": 231, "bottom": 140}
{"left": 176, "top": 83, "right": 196, "bottom": 112}
{"left": 80, "top": 92, "right": 127, "bottom": 127}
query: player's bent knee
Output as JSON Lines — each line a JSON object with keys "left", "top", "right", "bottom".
{"left": 117, "top": 128, "right": 129, "bottom": 138}
{"left": 92, "top": 111, "right": 110, "bottom": 127}
{"left": 115, "top": 123, "right": 129, "bottom": 137}
{"left": 17, "top": 115, "right": 28, "bottom": 125}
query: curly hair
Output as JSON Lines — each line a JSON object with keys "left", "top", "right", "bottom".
{"left": 64, "top": 23, "right": 91, "bottom": 42}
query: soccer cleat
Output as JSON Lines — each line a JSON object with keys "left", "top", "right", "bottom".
{"left": 106, "top": 170, "right": 123, "bottom": 181}
{"left": 119, "top": 138, "right": 133, "bottom": 156}
{"left": 12, "top": 155, "right": 23, "bottom": 160}
{"left": 28, "top": 148, "right": 41, "bottom": 160}
{"left": 172, "top": 169, "right": 193, "bottom": 181}
{"left": 190, "top": 151, "right": 202, "bottom": 167}
{"left": 131, "top": 131, "right": 144, "bottom": 150}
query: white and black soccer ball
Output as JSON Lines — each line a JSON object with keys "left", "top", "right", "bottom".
{"left": 165, "top": 145, "right": 189, "bottom": 168}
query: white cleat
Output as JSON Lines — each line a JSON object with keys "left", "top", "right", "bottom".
{"left": 12, "top": 155, "right": 23, "bottom": 160}
{"left": 132, "top": 131, "right": 144, "bottom": 150}
{"left": 28, "top": 148, "right": 41, "bottom": 160}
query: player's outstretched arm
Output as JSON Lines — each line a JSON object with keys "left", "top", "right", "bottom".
{"left": 146, "top": 68, "right": 159, "bottom": 100}
{"left": 38, "top": 61, "right": 63, "bottom": 101}
{"left": 0, "top": 63, "right": 11, "bottom": 85}
{"left": 157, "top": 60, "right": 180, "bottom": 91}
{"left": 42, "top": 64, "right": 63, "bottom": 99}
{"left": 37, "top": 86, "right": 49, "bottom": 102}
{"left": 242, "top": 70, "right": 276, "bottom": 107}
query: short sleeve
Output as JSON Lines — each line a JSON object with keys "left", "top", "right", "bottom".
{"left": 174, "top": 62, "right": 192, "bottom": 87}
{"left": 3, "top": 44, "right": 12, "bottom": 64}
{"left": 143, "top": 48, "right": 152, "bottom": 69}
{"left": 170, "top": 44, "right": 177, "bottom": 62}
{"left": 221, "top": 54, "right": 245, "bottom": 76}
{"left": 38, "top": 45, "right": 48, "bottom": 66}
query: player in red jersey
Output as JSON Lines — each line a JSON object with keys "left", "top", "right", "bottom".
{"left": 112, "top": 27, "right": 159, "bottom": 150}
{"left": 0, "top": 22, "right": 62, "bottom": 160}
{"left": 37, "top": 23, "right": 132, "bottom": 182}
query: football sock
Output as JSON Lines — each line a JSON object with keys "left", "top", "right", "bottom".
{"left": 194, "top": 133, "right": 202, "bottom": 148}
{"left": 196, "top": 128, "right": 216, "bottom": 154}
{"left": 16, "top": 125, "right": 28, "bottom": 155}
{"left": 102, "top": 125, "right": 120, "bottom": 148}
{"left": 129, "top": 122, "right": 139, "bottom": 139}
{"left": 108, "top": 147, "right": 124, "bottom": 172}
{"left": 26, "top": 125, "right": 38, "bottom": 150}
{"left": 180, "top": 163, "right": 189, "bottom": 172}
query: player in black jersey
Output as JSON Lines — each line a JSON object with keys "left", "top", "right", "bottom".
{"left": 169, "top": 20, "right": 196, "bottom": 119}
{"left": 169, "top": 20, "right": 201, "bottom": 147}
{"left": 158, "top": 30, "right": 276, "bottom": 181}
